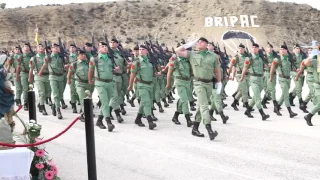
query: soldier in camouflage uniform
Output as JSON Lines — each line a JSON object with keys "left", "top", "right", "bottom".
{"left": 67, "top": 44, "right": 78, "bottom": 113}
{"left": 128, "top": 46, "right": 140, "bottom": 107}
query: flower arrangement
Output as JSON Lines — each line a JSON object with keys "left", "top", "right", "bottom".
{"left": 20, "top": 120, "right": 60, "bottom": 180}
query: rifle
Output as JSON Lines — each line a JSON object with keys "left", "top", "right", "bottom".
{"left": 267, "top": 42, "right": 279, "bottom": 58}
{"left": 44, "top": 38, "right": 50, "bottom": 56}
{"left": 25, "top": 42, "right": 35, "bottom": 57}
{"left": 216, "top": 43, "right": 229, "bottom": 77}
{"left": 117, "top": 41, "right": 130, "bottom": 63}
{"left": 102, "top": 30, "right": 116, "bottom": 67}
{"left": 58, "top": 35, "right": 67, "bottom": 65}
{"left": 155, "top": 41, "right": 169, "bottom": 63}
{"left": 283, "top": 41, "right": 297, "bottom": 70}
{"left": 144, "top": 41, "right": 160, "bottom": 72}
{"left": 91, "top": 31, "right": 98, "bottom": 57}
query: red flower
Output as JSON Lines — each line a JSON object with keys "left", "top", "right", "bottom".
{"left": 51, "top": 166, "right": 58, "bottom": 175}
{"left": 45, "top": 171, "right": 54, "bottom": 180}
{"left": 35, "top": 149, "right": 45, "bottom": 157}
{"left": 35, "top": 163, "right": 44, "bottom": 169}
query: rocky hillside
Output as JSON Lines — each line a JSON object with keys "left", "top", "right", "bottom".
{"left": 0, "top": 0, "right": 319, "bottom": 51}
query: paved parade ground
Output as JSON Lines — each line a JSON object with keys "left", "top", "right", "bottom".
{"left": 13, "top": 80, "right": 320, "bottom": 180}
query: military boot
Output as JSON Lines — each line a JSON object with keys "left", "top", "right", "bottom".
{"left": 232, "top": 91, "right": 237, "bottom": 99}
{"left": 244, "top": 105, "right": 254, "bottom": 118}
{"left": 47, "top": 97, "right": 53, "bottom": 106}
{"left": 97, "top": 100, "right": 101, "bottom": 108}
{"left": 189, "top": 102, "right": 196, "bottom": 111}
{"left": 51, "top": 104, "right": 56, "bottom": 116}
{"left": 299, "top": 98, "right": 308, "bottom": 113}
{"left": 304, "top": 113, "right": 314, "bottom": 126}
{"left": 96, "top": 115, "right": 106, "bottom": 129}
{"left": 192, "top": 122, "right": 205, "bottom": 137}
{"left": 258, "top": 109, "right": 270, "bottom": 121}
{"left": 219, "top": 111, "right": 229, "bottom": 124}
{"left": 57, "top": 107, "right": 63, "bottom": 119}
{"left": 209, "top": 109, "right": 217, "bottom": 121}
{"left": 114, "top": 109, "right": 124, "bottom": 123}
{"left": 60, "top": 99, "right": 68, "bottom": 109}
{"left": 156, "top": 102, "right": 164, "bottom": 113}
{"left": 134, "top": 113, "right": 145, "bottom": 127}
{"left": 70, "top": 102, "right": 77, "bottom": 113}
{"left": 15, "top": 99, "right": 21, "bottom": 106}
{"left": 205, "top": 124, "right": 218, "bottom": 140}
{"left": 167, "top": 95, "right": 173, "bottom": 103}
{"left": 184, "top": 114, "right": 193, "bottom": 127}
{"left": 162, "top": 98, "right": 169, "bottom": 107}
{"left": 23, "top": 101, "right": 28, "bottom": 111}
{"left": 41, "top": 105, "right": 48, "bottom": 116}
{"left": 261, "top": 95, "right": 268, "bottom": 109}
{"left": 146, "top": 115, "right": 157, "bottom": 130}
{"left": 172, "top": 87, "right": 176, "bottom": 94}
{"left": 289, "top": 93, "right": 295, "bottom": 106}
{"left": 129, "top": 97, "right": 135, "bottom": 107}
{"left": 105, "top": 117, "right": 115, "bottom": 132}
{"left": 273, "top": 101, "right": 282, "bottom": 116}
{"left": 248, "top": 92, "right": 252, "bottom": 99}
{"left": 152, "top": 101, "right": 156, "bottom": 110}
{"left": 169, "top": 92, "right": 175, "bottom": 100}
{"left": 109, "top": 107, "right": 114, "bottom": 120}
{"left": 231, "top": 99, "right": 239, "bottom": 111}
{"left": 287, "top": 107, "right": 297, "bottom": 118}
{"left": 126, "top": 94, "right": 130, "bottom": 102}
{"left": 151, "top": 109, "right": 158, "bottom": 121}
{"left": 120, "top": 104, "right": 126, "bottom": 115}
{"left": 172, "top": 111, "right": 181, "bottom": 125}
{"left": 37, "top": 103, "right": 42, "bottom": 113}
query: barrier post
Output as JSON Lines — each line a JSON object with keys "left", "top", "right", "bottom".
{"left": 28, "top": 85, "right": 37, "bottom": 123}
{"left": 83, "top": 90, "right": 97, "bottom": 180}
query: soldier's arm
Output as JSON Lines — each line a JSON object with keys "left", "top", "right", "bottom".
{"left": 240, "top": 58, "right": 250, "bottom": 81}
{"left": 227, "top": 58, "right": 236, "bottom": 74}
{"left": 88, "top": 60, "right": 95, "bottom": 85}
{"left": 232, "top": 66, "right": 236, "bottom": 79}
{"left": 67, "top": 64, "right": 74, "bottom": 84}
{"left": 166, "top": 59, "right": 176, "bottom": 88}
{"left": 5, "top": 57, "right": 11, "bottom": 72}
{"left": 128, "top": 62, "right": 137, "bottom": 90}
{"left": 28, "top": 57, "right": 34, "bottom": 83}
{"left": 303, "top": 57, "right": 312, "bottom": 67}
{"left": 16, "top": 56, "right": 21, "bottom": 81}
{"left": 269, "top": 58, "right": 278, "bottom": 82}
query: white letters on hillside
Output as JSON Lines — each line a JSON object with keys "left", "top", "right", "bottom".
{"left": 204, "top": 15, "right": 260, "bottom": 28}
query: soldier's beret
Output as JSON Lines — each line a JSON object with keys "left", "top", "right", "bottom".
{"left": 280, "top": 45, "right": 288, "bottom": 50}
{"left": 294, "top": 44, "right": 300, "bottom": 48}
{"left": 252, "top": 43, "right": 259, "bottom": 48}
{"left": 111, "top": 39, "right": 118, "bottom": 43}
{"left": 52, "top": 43, "right": 59, "bottom": 47}
{"left": 198, "top": 37, "right": 209, "bottom": 44}
{"left": 239, "top": 44, "right": 245, "bottom": 48}
{"left": 99, "top": 42, "right": 108, "bottom": 46}
{"left": 38, "top": 43, "right": 43, "bottom": 46}
{"left": 24, "top": 42, "right": 30, "bottom": 46}
{"left": 133, "top": 46, "right": 139, "bottom": 50}
{"left": 267, "top": 43, "right": 273, "bottom": 48}
{"left": 14, "top": 46, "right": 19, "bottom": 49}
{"left": 77, "top": 49, "right": 86, "bottom": 54}
{"left": 85, "top": 43, "right": 92, "bottom": 47}
{"left": 70, "top": 44, "right": 76, "bottom": 48}
{"left": 209, "top": 42, "right": 215, "bottom": 46}
{"left": 139, "top": 45, "right": 148, "bottom": 50}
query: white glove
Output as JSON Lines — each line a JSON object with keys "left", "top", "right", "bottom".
{"left": 309, "top": 49, "right": 319, "bottom": 59}
{"left": 183, "top": 39, "right": 199, "bottom": 49}
{"left": 215, "top": 82, "right": 222, "bottom": 95}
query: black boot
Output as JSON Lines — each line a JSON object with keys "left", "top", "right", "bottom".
{"left": 261, "top": 95, "right": 268, "bottom": 109}
{"left": 248, "top": 92, "right": 252, "bottom": 99}
{"left": 209, "top": 109, "right": 217, "bottom": 121}
{"left": 109, "top": 107, "right": 114, "bottom": 120}
{"left": 105, "top": 117, "right": 115, "bottom": 132}
{"left": 96, "top": 115, "right": 106, "bottom": 129}
{"left": 289, "top": 93, "right": 295, "bottom": 106}
{"left": 191, "top": 122, "right": 205, "bottom": 137}
{"left": 114, "top": 109, "right": 124, "bottom": 123}
{"left": 232, "top": 91, "right": 237, "bottom": 99}
{"left": 15, "top": 99, "right": 21, "bottom": 106}
{"left": 222, "top": 102, "right": 227, "bottom": 109}
{"left": 120, "top": 104, "right": 126, "bottom": 115}
{"left": 169, "top": 92, "right": 175, "bottom": 100}
{"left": 37, "top": 103, "right": 42, "bottom": 113}
{"left": 287, "top": 107, "right": 297, "bottom": 118}
{"left": 146, "top": 115, "right": 157, "bottom": 130}
{"left": 299, "top": 99, "right": 308, "bottom": 113}
{"left": 51, "top": 104, "right": 56, "bottom": 116}
{"left": 71, "top": 102, "right": 77, "bottom": 113}
{"left": 172, "top": 87, "right": 176, "bottom": 94}
{"left": 138, "top": 99, "right": 141, "bottom": 104}
{"left": 167, "top": 95, "right": 173, "bottom": 103}
{"left": 157, "top": 102, "right": 164, "bottom": 113}
{"left": 61, "top": 100, "right": 68, "bottom": 109}
{"left": 172, "top": 111, "right": 181, "bottom": 125}
{"left": 304, "top": 113, "right": 314, "bottom": 126}
{"left": 231, "top": 99, "right": 239, "bottom": 111}
{"left": 45, "top": 98, "right": 49, "bottom": 105}
{"left": 205, "top": 124, "right": 218, "bottom": 140}
{"left": 134, "top": 113, "right": 145, "bottom": 127}
{"left": 23, "top": 101, "right": 28, "bottom": 111}
{"left": 258, "top": 108, "right": 270, "bottom": 121}
{"left": 219, "top": 111, "right": 229, "bottom": 124}
{"left": 245, "top": 107, "right": 254, "bottom": 118}
{"left": 41, "top": 105, "right": 48, "bottom": 115}
{"left": 129, "top": 97, "right": 135, "bottom": 107}
{"left": 152, "top": 101, "right": 156, "bottom": 110}
{"left": 190, "top": 102, "right": 196, "bottom": 111}
{"left": 151, "top": 109, "right": 158, "bottom": 121}
{"left": 57, "top": 107, "right": 63, "bottom": 119}
{"left": 273, "top": 101, "right": 282, "bottom": 116}
{"left": 126, "top": 94, "right": 130, "bottom": 102}
{"left": 162, "top": 98, "right": 169, "bottom": 107}
{"left": 185, "top": 114, "right": 193, "bottom": 127}
{"left": 47, "top": 97, "right": 53, "bottom": 106}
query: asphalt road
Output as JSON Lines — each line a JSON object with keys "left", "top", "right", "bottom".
{"left": 12, "top": 80, "right": 320, "bottom": 180}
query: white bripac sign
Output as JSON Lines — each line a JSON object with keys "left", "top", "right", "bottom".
{"left": 204, "top": 15, "right": 260, "bottom": 28}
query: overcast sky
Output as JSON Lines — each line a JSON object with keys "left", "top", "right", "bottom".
{"left": 1, "top": 0, "right": 319, "bottom": 9}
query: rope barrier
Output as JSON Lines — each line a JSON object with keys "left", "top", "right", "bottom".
{"left": 0, "top": 116, "right": 80, "bottom": 147}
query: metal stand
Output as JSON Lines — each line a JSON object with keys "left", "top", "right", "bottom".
{"left": 28, "top": 85, "right": 36, "bottom": 123}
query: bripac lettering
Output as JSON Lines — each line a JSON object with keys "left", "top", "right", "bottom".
{"left": 204, "top": 15, "right": 260, "bottom": 28}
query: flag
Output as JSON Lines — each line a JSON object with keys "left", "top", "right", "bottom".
{"left": 34, "top": 27, "right": 39, "bottom": 45}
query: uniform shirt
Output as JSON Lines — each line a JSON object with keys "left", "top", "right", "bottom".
{"left": 68, "top": 53, "right": 77, "bottom": 79}
{"left": 168, "top": 56, "right": 191, "bottom": 79}
{"left": 272, "top": 55, "right": 291, "bottom": 77}
{"left": 266, "top": 52, "right": 276, "bottom": 72}
{"left": 45, "top": 53, "right": 64, "bottom": 81}
{"left": 187, "top": 49, "right": 219, "bottom": 80}
{"left": 30, "top": 53, "right": 49, "bottom": 81}
{"left": 131, "top": 56, "right": 153, "bottom": 83}
{"left": 18, "top": 53, "right": 32, "bottom": 73}
{"left": 113, "top": 50, "right": 125, "bottom": 82}
{"left": 69, "top": 59, "right": 89, "bottom": 86}
{"left": 244, "top": 54, "right": 264, "bottom": 75}
{"left": 231, "top": 53, "right": 247, "bottom": 74}
{"left": 89, "top": 53, "right": 113, "bottom": 86}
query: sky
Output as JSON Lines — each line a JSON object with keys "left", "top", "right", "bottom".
{"left": 0, "top": 0, "right": 319, "bottom": 9}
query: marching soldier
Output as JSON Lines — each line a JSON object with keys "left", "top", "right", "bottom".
{"left": 128, "top": 46, "right": 139, "bottom": 107}
{"left": 88, "top": 42, "right": 118, "bottom": 131}
{"left": 270, "top": 45, "right": 298, "bottom": 118}
{"left": 68, "top": 49, "right": 90, "bottom": 122}
{"left": 67, "top": 44, "right": 79, "bottom": 113}
{"left": 128, "top": 45, "right": 157, "bottom": 130}
{"left": 175, "top": 37, "right": 220, "bottom": 141}
{"left": 28, "top": 44, "right": 50, "bottom": 115}
{"left": 39, "top": 43, "right": 65, "bottom": 119}
{"left": 240, "top": 43, "right": 270, "bottom": 120}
